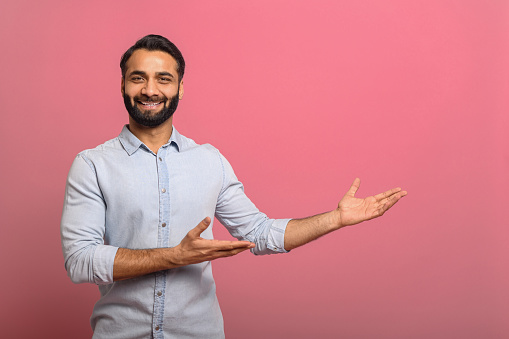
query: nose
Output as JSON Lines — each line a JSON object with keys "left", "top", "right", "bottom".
{"left": 141, "top": 79, "right": 159, "bottom": 97}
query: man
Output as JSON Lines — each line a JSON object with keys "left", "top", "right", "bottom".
{"left": 61, "top": 34, "right": 407, "bottom": 339}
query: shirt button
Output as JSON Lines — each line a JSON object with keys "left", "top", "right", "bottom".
{"left": 158, "top": 157, "right": 162, "bottom": 161}
{"left": 157, "top": 291, "right": 162, "bottom": 296}
{"left": 155, "top": 326, "right": 160, "bottom": 331}
{"left": 161, "top": 188, "right": 166, "bottom": 193}
{"left": 162, "top": 223, "right": 166, "bottom": 227}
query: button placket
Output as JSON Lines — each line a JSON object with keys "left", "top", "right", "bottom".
{"left": 153, "top": 148, "right": 170, "bottom": 339}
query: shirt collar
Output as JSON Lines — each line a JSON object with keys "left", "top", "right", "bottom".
{"left": 168, "top": 127, "right": 182, "bottom": 152}
{"left": 118, "top": 125, "right": 182, "bottom": 156}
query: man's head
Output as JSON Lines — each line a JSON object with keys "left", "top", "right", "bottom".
{"left": 120, "top": 34, "right": 185, "bottom": 82}
{"left": 120, "top": 35, "right": 185, "bottom": 127}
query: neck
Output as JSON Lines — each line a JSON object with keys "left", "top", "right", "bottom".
{"left": 128, "top": 116, "right": 174, "bottom": 154}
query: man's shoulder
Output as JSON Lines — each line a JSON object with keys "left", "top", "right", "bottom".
{"left": 76, "top": 135, "right": 123, "bottom": 161}
{"left": 176, "top": 133, "right": 232, "bottom": 172}
{"left": 177, "top": 132, "right": 220, "bottom": 156}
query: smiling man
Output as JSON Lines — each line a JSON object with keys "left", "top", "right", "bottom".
{"left": 61, "top": 34, "right": 407, "bottom": 339}
{"left": 122, "top": 49, "right": 182, "bottom": 128}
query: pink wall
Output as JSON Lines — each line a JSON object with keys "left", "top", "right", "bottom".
{"left": 1, "top": 1, "right": 507, "bottom": 338}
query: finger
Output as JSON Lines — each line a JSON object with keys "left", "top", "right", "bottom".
{"left": 209, "top": 239, "right": 255, "bottom": 250}
{"left": 214, "top": 246, "right": 253, "bottom": 259}
{"left": 187, "top": 217, "right": 211, "bottom": 238}
{"left": 374, "top": 187, "right": 402, "bottom": 201}
{"left": 346, "top": 178, "right": 361, "bottom": 197}
{"left": 379, "top": 190, "right": 407, "bottom": 206}
{"left": 380, "top": 191, "right": 407, "bottom": 213}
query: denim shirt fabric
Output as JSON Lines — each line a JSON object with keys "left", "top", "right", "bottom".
{"left": 61, "top": 125, "right": 290, "bottom": 339}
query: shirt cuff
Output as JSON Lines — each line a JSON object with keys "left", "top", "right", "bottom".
{"left": 267, "top": 218, "right": 292, "bottom": 253}
{"left": 92, "top": 245, "right": 119, "bottom": 285}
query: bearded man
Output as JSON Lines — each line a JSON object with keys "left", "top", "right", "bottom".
{"left": 61, "top": 34, "right": 407, "bottom": 339}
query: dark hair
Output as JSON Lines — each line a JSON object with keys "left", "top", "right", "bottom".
{"left": 120, "top": 34, "right": 185, "bottom": 81}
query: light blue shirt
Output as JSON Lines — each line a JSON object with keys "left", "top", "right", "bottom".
{"left": 61, "top": 125, "right": 290, "bottom": 339}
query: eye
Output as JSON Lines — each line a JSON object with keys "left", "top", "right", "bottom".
{"left": 130, "top": 76, "right": 144, "bottom": 82}
{"left": 159, "top": 77, "right": 172, "bottom": 83}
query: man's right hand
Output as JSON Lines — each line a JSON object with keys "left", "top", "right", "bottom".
{"left": 172, "top": 217, "right": 255, "bottom": 266}
{"left": 113, "top": 217, "right": 255, "bottom": 281}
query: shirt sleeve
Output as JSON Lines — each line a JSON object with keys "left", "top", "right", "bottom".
{"left": 60, "top": 154, "right": 118, "bottom": 285}
{"left": 214, "top": 151, "right": 291, "bottom": 255}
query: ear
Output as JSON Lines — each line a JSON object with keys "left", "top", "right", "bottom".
{"left": 121, "top": 77, "right": 125, "bottom": 95}
{"left": 178, "top": 80, "right": 184, "bottom": 100}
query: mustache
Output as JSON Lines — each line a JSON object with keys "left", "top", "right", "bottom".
{"left": 134, "top": 95, "right": 167, "bottom": 102}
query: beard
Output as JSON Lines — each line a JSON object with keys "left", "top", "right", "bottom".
{"left": 123, "top": 90, "right": 180, "bottom": 127}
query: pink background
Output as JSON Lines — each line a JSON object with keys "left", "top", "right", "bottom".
{"left": 1, "top": 1, "right": 508, "bottom": 338}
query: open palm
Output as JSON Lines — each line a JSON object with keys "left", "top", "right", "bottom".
{"left": 338, "top": 178, "right": 407, "bottom": 227}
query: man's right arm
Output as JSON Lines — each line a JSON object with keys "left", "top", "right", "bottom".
{"left": 112, "top": 217, "right": 254, "bottom": 281}
{"left": 61, "top": 154, "right": 116, "bottom": 285}
{"left": 61, "top": 154, "right": 253, "bottom": 285}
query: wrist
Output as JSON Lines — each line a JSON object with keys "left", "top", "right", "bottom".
{"left": 330, "top": 209, "right": 344, "bottom": 230}
{"left": 162, "top": 247, "right": 182, "bottom": 268}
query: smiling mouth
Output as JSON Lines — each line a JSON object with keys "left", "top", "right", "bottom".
{"left": 137, "top": 101, "right": 163, "bottom": 110}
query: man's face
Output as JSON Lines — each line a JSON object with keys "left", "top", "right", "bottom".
{"left": 122, "top": 49, "right": 183, "bottom": 127}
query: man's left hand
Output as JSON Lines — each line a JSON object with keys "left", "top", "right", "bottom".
{"left": 336, "top": 178, "right": 407, "bottom": 227}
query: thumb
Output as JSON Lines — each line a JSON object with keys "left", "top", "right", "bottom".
{"left": 187, "top": 217, "right": 211, "bottom": 238}
{"left": 347, "top": 178, "right": 361, "bottom": 197}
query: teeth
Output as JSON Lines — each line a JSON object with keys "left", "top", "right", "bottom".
{"left": 140, "top": 102, "right": 161, "bottom": 106}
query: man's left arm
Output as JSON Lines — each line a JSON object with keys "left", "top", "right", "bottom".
{"left": 214, "top": 151, "right": 407, "bottom": 254}
{"left": 283, "top": 178, "right": 407, "bottom": 250}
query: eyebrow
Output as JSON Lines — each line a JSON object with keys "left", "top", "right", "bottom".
{"left": 128, "top": 70, "right": 147, "bottom": 77}
{"left": 156, "top": 72, "right": 174, "bottom": 78}
{"left": 128, "top": 70, "right": 175, "bottom": 78}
